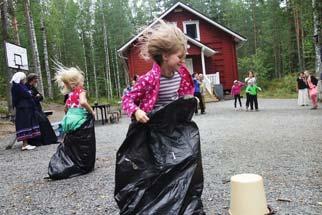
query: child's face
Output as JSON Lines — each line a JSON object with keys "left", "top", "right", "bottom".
{"left": 162, "top": 49, "right": 185, "bottom": 71}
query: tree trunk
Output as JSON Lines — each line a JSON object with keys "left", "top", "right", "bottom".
{"left": 251, "top": 0, "right": 257, "bottom": 54}
{"left": 293, "top": 6, "right": 303, "bottom": 71}
{"left": 8, "top": 0, "right": 20, "bottom": 45}
{"left": 115, "top": 52, "right": 121, "bottom": 98}
{"left": 112, "top": 51, "right": 118, "bottom": 98}
{"left": 300, "top": 10, "right": 305, "bottom": 70}
{"left": 278, "top": 42, "right": 282, "bottom": 78}
{"left": 312, "top": 0, "right": 321, "bottom": 75}
{"left": 1, "top": 0, "right": 13, "bottom": 113}
{"left": 100, "top": 0, "right": 112, "bottom": 100}
{"left": 90, "top": 33, "right": 98, "bottom": 101}
{"left": 40, "top": 3, "right": 53, "bottom": 99}
{"left": 24, "top": 0, "right": 44, "bottom": 96}
{"left": 81, "top": 31, "right": 90, "bottom": 94}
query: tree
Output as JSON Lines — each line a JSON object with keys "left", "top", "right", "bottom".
{"left": 100, "top": 0, "right": 112, "bottom": 99}
{"left": 40, "top": 1, "right": 53, "bottom": 99}
{"left": 8, "top": 0, "right": 20, "bottom": 45}
{"left": 1, "top": 0, "right": 13, "bottom": 113}
{"left": 312, "top": 0, "right": 321, "bottom": 75}
{"left": 24, "top": 0, "right": 44, "bottom": 96}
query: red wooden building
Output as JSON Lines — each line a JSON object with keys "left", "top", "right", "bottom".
{"left": 118, "top": 2, "right": 247, "bottom": 93}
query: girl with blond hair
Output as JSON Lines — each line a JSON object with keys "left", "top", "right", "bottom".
{"left": 54, "top": 66, "right": 95, "bottom": 126}
{"left": 48, "top": 65, "right": 96, "bottom": 180}
{"left": 115, "top": 21, "right": 205, "bottom": 214}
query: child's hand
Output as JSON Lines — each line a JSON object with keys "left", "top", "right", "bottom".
{"left": 135, "top": 109, "right": 150, "bottom": 123}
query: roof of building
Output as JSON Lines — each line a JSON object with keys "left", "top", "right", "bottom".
{"left": 118, "top": 1, "right": 247, "bottom": 53}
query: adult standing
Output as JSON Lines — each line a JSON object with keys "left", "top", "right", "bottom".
{"left": 193, "top": 73, "right": 205, "bottom": 114}
{"left": 296, "top": 72, "right": 309, "bottom": 106}
{"left": 199, "top": 74, "right": 206, "bottom": 113}
{"left": 245, "top": 70, "right": 257, "bottom": 111}
{"left": 304, "top": 70, "right": 319, "bottom": 109}
{"left": 25, "top": 73, "right": 43, "bottom": 111}
{"left": 26, "top": 73, "right": 57, "bottom": 145}
{"left": 10, "top": 72, "right": 39, "bottom": 150}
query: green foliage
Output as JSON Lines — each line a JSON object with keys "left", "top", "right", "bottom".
{"left": 0, "top": 105, "right": 9, "bottom": 115}
{"left": 258, "top": 73, "right": 298, "bottom": 98}
{"left": 238, "top": 48, "right": 271, "bottom": 80}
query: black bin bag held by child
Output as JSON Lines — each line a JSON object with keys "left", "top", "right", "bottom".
{"left": 115, "top": 96, "right": 205, "bottom": 215}
{"left": 48, "top": 115, "right": 96, "bottom": 180}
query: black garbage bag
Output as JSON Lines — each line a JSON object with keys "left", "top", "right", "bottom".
{"left": 115, "top": 96, "right": 205, "bottom": 215}
{"left": 29, "top": 110, "right": 58, "bottom": 146}
{"left": 48, "top": 115, "right": 96, "bottom": 180}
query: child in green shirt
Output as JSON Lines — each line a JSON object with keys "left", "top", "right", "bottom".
{"left": 245, "top": 81, "right": 262, "bottom": 111}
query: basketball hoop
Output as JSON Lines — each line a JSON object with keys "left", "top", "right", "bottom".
{"left": 4, "top": 41, "right": 29, "bottom": 71}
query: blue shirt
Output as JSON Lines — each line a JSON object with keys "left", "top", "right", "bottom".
{"left": 194, "top": 79, "right": 200, "bottom": 93}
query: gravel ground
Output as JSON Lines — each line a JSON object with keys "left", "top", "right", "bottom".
{"left": 0, "top": 99, "right": 321, "bottom": 215}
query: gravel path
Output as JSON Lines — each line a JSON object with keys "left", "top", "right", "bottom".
{"left": 0, "top": 99, "right": 321, "bottom": 215}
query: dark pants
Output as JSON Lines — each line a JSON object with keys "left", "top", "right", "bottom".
{"left": 234, "top": 94, "right": 242, "bottom": 108}
{"left": 249, "top": 94, "right": 258, "bottom": 110}
{"left": 194, "top": 92, "right": 205, "bottom": 113}
{"left": 246, "top": 93, "right": 250, "bottom": 108}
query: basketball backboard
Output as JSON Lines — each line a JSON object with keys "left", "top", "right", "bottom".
{"left": 5, "top": 41, "right": 29, "bottom": 71}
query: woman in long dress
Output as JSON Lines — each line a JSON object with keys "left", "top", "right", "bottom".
{"left": 10, "top": 72, "right": 39, "bottom": 150}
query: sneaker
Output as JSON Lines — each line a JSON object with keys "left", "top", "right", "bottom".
{"left": 234, "top": 108, "right": 237, "bottom": 111}
{"left": 22, "top": 145, "right": 36, "bottom": 151}
{"left": 310, "top": 107, "right": 318, "bottom": 110}
{"left": 201, "top": 112, "right": 206, "bottom": 114}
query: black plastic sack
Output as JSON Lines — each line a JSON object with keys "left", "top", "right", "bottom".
{"left": 115, "top": 96, "right": 205, "bottom": 215}
{"left": 48, "top": 115, "right": 96, "bottom": 180}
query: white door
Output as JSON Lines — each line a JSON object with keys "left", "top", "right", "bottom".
{"left": 185, "top": 58, "right": 194, "bottom": 74}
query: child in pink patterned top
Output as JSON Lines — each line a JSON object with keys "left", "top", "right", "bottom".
{"left": 122, "top": 21, "right": 194, "bottom": 123}
{"left": 231, "top": 80, "right": 245, "bottom": 110}
{"left": 66, "top": 86, "right": 85, "bottom": 109}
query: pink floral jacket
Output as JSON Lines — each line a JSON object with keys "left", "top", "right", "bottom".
{"left": 122, "top": 63, "right": 194, "bottom": 117}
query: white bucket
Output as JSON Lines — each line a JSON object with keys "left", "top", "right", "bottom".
{"left": 229, "top": 173, "right": 269, "bottom": 215}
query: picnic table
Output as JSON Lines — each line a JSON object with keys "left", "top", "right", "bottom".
{"left": 91, "top": 104, "right": 120, "bottom": 125}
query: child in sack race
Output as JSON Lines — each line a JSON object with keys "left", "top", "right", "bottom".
{"left": 116, "top": 21, "right": 205, "bottom": 214}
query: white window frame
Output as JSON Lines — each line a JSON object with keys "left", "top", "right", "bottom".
{"left": 183, "top": 20, "right": 200, "bottom": 41}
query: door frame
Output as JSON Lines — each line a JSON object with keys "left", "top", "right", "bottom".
{"left": 185, "top": 58, "right": 194, "bottom": 75}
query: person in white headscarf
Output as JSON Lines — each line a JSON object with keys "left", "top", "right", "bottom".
{"left": 11, "top": 72, "right": 40, "bottom": 150}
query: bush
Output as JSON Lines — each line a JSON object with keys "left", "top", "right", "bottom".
{"left": 257, "top": 73, "right": 298, "bottom": 98}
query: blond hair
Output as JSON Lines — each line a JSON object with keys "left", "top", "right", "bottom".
{"left": 138, "top": 20, "right": 187, "bottom": 65}
{"left": 54, "top": 65, "right": 84, "bottom": 94}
